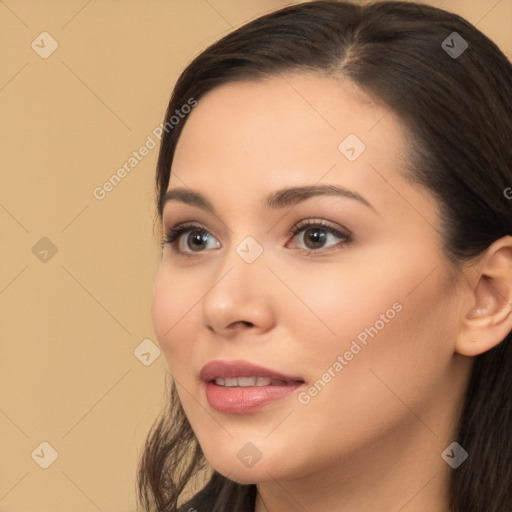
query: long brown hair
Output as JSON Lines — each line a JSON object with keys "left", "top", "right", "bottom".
{"left": 137, "top": 2, "right": 512, "bottom": 511}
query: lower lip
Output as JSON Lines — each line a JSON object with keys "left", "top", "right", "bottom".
{"left": 205, "top": 381, "right": 303, "bottom": 414}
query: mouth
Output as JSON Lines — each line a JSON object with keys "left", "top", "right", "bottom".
{"left": 200, "top": 359, "right": 304, "bottom": 383}
{"left": 212, "top": 376, "right": 303, "bottom": 387}
{"left": 200, "top": 359, "right": 306, "bottom": 414}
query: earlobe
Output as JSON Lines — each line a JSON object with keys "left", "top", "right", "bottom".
{"left": 455, "top": 237, "right": 512, "bottom": 357}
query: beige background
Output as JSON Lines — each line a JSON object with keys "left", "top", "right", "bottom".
{"left": 1, "top": 1, "right": 510, "bottom": 511}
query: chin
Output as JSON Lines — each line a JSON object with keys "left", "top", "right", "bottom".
{"left": 205, "top": 445, "right": 302, "bottom": 485}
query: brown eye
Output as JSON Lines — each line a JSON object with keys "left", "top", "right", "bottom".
{"left": 162, "top": 224, "right": 220, "bottom": 254}
{"left": 302, "top": 227, "right": 328, "bottom": 249}
{"left": 186, "top": 230, "right": 212, "bottom": 251}
{"left": 288, "top": 220, "right": 352, "bottom": 252}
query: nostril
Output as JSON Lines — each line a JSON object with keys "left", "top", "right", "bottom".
{"left": 229, "top": 320, "right": 253, "bottom": 328}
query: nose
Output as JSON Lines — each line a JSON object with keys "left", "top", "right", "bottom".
{"left": 200, "top": 246, "right": 276, "bottom": 338}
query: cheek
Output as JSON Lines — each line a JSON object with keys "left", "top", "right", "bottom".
{"left": 329, "top": 272, "right": 457, "bottom": 417}
{"left": 281, "top": 253, "right": 457, "bottom": 393}
{"left": 274, "top": 261, "right": 401, "bottom": 369}
{"left": 283, "top": 272, "right": 457, "bottom": 458}
{"left": 151, "top": 268, "right": 197, "bottom": 370}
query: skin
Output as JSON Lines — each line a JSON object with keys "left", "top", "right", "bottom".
{"left": 151, "top": 73, "right": 512, "bottom": 512}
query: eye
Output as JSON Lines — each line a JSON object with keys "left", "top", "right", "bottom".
{"left": 162, "top": 223, "right": 220, "bottom": 254}
{"left": 287, "top": 219, "right": 352, "bottom": 252}
{"left": 162, "top": 219, "right": 352, "bottom": 255}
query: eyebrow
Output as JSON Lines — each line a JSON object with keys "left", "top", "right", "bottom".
{"left": 160, "top": 184, "right": 376, "bottom": 216}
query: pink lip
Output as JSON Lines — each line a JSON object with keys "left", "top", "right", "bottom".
{"left": 200, "top": 359, "right": 305, "bottom": 414}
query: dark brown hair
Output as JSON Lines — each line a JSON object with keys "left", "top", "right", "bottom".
{"left": 137, "top": 2, "right": 512, "bottom": 511}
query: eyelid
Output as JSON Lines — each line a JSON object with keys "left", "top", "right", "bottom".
{"left": 287, "top": 218, "right": 352, "bottom": 237}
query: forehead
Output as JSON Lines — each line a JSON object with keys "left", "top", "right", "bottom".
{"left": 174, "top": 73, "right": 395, "bottom": 156}
{"left": 168, "top": 74, "right": 427, "bottom": 217}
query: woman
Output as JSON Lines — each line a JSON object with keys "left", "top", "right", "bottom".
{"left": 137, "top": 1, "right": 512, "bottom": 511}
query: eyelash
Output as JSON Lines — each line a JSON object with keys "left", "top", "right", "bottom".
{"left": 161, "top": 219, "right": 352, "bottom": 255}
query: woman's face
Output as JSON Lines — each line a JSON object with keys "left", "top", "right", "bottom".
{"left": 152, "top": 74, "right": 471, "bottom": 484}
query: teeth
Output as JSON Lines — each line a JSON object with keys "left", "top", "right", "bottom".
{"left": 213, "top": 376, "right": 287, "bottom": 387}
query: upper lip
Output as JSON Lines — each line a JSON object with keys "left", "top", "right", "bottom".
{"left": 200, "top": 359, "right": 304, "bottom": 383}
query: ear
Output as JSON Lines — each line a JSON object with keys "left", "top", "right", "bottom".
{"left": 456, "top": 235, "right": 512, "bottom": 357}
